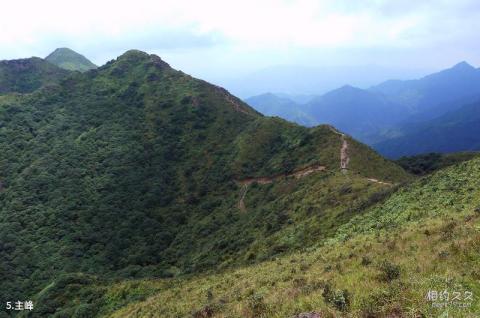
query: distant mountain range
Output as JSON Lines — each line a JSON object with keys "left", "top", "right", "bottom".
{"left": 223, "top": 64, "right": 427, "bottom": 98}
{"left": 244, "top": 93, "right": 316, "bottom": 126}
{"left": 374, "top": 100, "right": 480, "bottom": 158}
{"left": 245, "top": 61, "right": 480, "bottom": 157}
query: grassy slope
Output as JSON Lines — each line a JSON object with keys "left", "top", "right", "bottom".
{"left": 0, "top": 50, "right": 410, "bottom": 312}
{"left": 45, "top": 48, "right": 97, "bottom": 72}
{"left": 32, "top": 157, "right": 480, "bottom": 317}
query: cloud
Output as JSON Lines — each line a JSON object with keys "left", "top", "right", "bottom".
{"left": 0, "top": 0, "right": 479, "bottom": 78}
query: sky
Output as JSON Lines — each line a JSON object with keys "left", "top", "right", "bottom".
{"left": 1, "top": 0, "right": 480, "bottom": 96}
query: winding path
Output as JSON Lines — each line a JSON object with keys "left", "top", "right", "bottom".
{"left": 340, "top": 134, "right": 349, "bottom": 171}
{"left": 236, "top": 127, "right": 394, "bottom": 211}
{"left": 328, "top": 126, "right": 350, "bottom": 171}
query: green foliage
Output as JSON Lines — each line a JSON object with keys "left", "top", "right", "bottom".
{"left": 246, "top": 293, "right": 269, "bottom": 317}
{"left": 40, "top": 156, "right": 480, "bottom": 317}
{"left": 322, "top": 282, "right": 351, "bottom": 312}
{"left": 378, "top": 261, "right": 401, "bottom": 282}
{"left": 0, "top": 50, "right": 412, "bottom": 316}
{"left": 397, "top": 151, "right": 480, "bottom": 175}
{"left": 45, "top": 48, "right": 97, "bottom": 72}
{"left": 0, "top": 57, "right": 69, "bottom": 94}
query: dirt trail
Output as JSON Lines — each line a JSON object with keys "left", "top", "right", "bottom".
{"left": 236, "top": 127, "right": 395, "bottom": 211}
{"left": 236, "top": 164, "right": 326, "bottom": 211}
{"left": 237, "top": 164, "right": 327, "bottom": 186}
{"left": 328, "top": 126, "right": 350, "bottom": 171}
{"left": 238, "top": 184, "right": 249, "bottom": 211}
{"left": 366, "top": 178, "right": 393, "bottom": 186}
{"left": 340, "top": 134, "right": 349, "bottom": 171}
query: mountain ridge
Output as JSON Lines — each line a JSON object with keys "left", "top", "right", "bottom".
{"left": 0, "top": 50, "right": 409, "bottom": 309}
{"left": 0, "top": 56, "right": 69, "bottom": 94}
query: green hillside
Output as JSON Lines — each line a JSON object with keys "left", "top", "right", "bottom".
{"left": 31, "top": 157, "right": 480, "bottom": 317}
{"left": 0, "top": 57, "right": 69, "bottom": 94}
{"left": 397, "top": 151, "right": 480, "bottom": 175}
{"left": 0, "top": 50, "right": 410, "bottom": 316}
{"left": 45, "top": 48, "right": 97, "bottom": 72}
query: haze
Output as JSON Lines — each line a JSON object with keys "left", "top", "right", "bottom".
{"left": 2, "top": 0, "right": 479, "bottom": 96}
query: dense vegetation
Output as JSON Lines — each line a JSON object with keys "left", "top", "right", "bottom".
{"left": 45, "top": 48, "right": 97, "bottom": 72}
{"left": 0, "top": 50, "right": 410, "bottom": 317}
{"left": 397, "top": 151, "right": 480, "bottom": 175}
{"left": 0, "top": 57, "right": 69, "bottom": 94}
{"left": 23, "top": 157, "right": 480, "bottom": 317}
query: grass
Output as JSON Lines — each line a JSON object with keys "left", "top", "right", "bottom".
{"left": 51, "top": 208, "right": 479, "bottom": 317}
{"left": 30, "top": 158, "right": 480, "bottom": 317}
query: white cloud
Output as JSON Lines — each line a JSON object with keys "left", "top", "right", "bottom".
{"left": 1, "top": 0, "right": 479, "bottom": 75}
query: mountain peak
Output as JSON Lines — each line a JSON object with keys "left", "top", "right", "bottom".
{"left": 49, "top": 47, "right": 76, "bottom": 55}
{"left": 45, "top": 48, "right": 97, "bottom": 72}
{"left": 338, "top": 84, "right": 359, "bottom": 91}
{"left": 114, "top": 50, "right": 170, "bottom": 70}
{"left": 326, "top": 84, "right": 364, "bottom": 96}
{"left": 451, "top": 61, "right": 474, "bottom": 71}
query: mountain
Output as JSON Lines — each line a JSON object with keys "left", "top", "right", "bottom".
{"left": 45, "top": 48, "right": 97, "bottom": 72}
{"left": 374, "top": 100, "right": 480, "bottom": 158}
{"left": 2, "top": 49, "right": 479, "bottom": 317}
{"left": 220, "top": 64, "right": 426, "bottom": 98}
{"left": 0, "top": 50, "right": 410, "bottom": 312}
{"left": 31, "top": 155, "right": 480, "bottom": 317}
{"left": 305, "top": 85, "right": 407, "bottom": 142}
{"left": 245, "top": 93, "right": 316, "bottom": 126}
{"left": 370, "top": 61, "right": 480, "bottom": 113}
{"left": 245, "top": 62, "right": 480, "bottom": 150}
{"left": 0, "top": 57, "right": 69, "bottom": 94}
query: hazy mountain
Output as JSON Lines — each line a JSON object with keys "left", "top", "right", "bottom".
{"left": 245, "top": 62, "right": 480, "bottom": 148}
{"left": 275, "top": 92, "right": 316, "bottom": 104}
{"left": 370, "top": 61, "right": 480, "bottom": 113}
{"left": 45, "top": 47, "right": 97, "bottom": 72}
{"left": 222, "top": 64, "right": 427, "bottom": 98}
{"left": 374, "top": 100, "right": 480, "bottom": 158}
{"left": 0, "top": 57, "right": 69, "bottom": 94}
{"left": 245, "top": 93, "right": 316, "bottom": 126}
{"left": 305, "top": 85, "right": 407, "bottom": 142}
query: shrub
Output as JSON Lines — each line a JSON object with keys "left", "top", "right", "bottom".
{"left": 379, "top": 261, "right": 400, "bottom": 282}
{"left": 192, "top": 305, "right": 215, "bottom": 318}
{"left": 322, "top": 282, "right": 351, "bottom": 312}
{"left": 441, "top": 221, "right": 457, "bottom": 239}
{"left": 245, "top": 293, "right": 268, "bottom": 317}
{"left": 361, "top": 256, "right": 372, "bottom": 266}
{"left": 474, "top": 205, "right": 480, "bottom": 214}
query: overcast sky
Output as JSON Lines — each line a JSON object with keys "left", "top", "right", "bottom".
{"left": 1, "top": 0, "right": 479, "bottom": 94}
